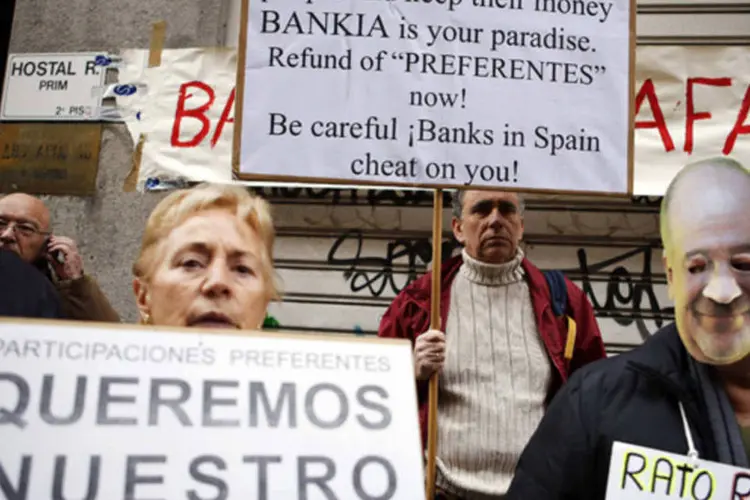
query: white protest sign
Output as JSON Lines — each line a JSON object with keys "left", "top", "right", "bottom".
{"left": 0, "top": 53, "right": 106, "bottom": 121}
{"left": 236, "top": 0, "right": 634, "bottom": 194}
{"left": 0, "top": 320, "right": 425, "bottom": 499}
{"left": 606, "top": 441, "right": 750, "bottom": 499}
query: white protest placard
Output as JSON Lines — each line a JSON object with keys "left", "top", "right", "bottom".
{"left": 606, "top": 441, "right": 750, "bottom": 499}
{"left": 0, "top": 319, "right": 425, "bottom": 499}
{"left": 235, "top": 0, "right": 634, "bottom": 194}
{"left": 1, "top": 53, "right": 106, "bottom": 121}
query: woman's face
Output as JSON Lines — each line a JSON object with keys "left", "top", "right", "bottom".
{"left": 135, "top": 209, "right": 271, "bottom": 330}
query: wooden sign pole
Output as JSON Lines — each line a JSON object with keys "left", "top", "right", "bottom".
{"left": 425, "top": 188, "right": 443, "bottom": 500}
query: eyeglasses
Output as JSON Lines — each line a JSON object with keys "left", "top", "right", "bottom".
{"left": 0, "top": 218, "right": 46, "bottom": 237}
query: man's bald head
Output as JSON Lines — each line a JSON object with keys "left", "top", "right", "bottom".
{"left": 0, "top": 193, "right": 51, "bottom": 230}
{"left": 0, "top": 193, "right": 51, "bottom": 262}
{"left": 660, "top": 157, "right": 750, "bottom": 254}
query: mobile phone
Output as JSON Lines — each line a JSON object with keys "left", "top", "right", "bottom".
{"left": 44, "top": 236, "right": 65, "bottom": 264}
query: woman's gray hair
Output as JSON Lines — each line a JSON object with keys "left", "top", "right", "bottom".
{"left": 450, "top": 190, "right": 526, "bottom": 219}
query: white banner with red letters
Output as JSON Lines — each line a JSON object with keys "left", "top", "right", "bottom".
{"left": 115, "top": 48, "right": 237, "bottom": 190}
{"left": 634, "top": 46, "right": 750, "bottom": 195}
{"left": 115, "top": 46, "right": 750, "bottom": 195}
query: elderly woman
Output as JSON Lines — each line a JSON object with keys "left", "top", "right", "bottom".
{"left": 132, "top": 183, "right": 277, "bottom": 330}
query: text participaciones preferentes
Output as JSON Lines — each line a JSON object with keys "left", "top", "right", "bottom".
{"left": 0, "top": 337, "right": 391, "bottom": 372}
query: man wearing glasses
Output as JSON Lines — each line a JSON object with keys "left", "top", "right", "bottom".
{"left": 0, "top": 193, "right": 119, "bottom": 322}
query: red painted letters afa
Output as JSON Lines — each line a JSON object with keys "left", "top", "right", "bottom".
{"left": 636, "top": 77, "right": 750, "bottom": 155}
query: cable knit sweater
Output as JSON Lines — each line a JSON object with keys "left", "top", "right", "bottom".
{"left": 435, "top": 248, "right": 552, "bottom": 498}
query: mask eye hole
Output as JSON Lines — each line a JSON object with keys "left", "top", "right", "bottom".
{"left": 687, "top": 261, "right": 707, "bottom": 274}
{"left": 731, "top": 255, "right": 750, "bottom": 272}
{"left": 685, "top": 255, "right": 708, "bottom": 274}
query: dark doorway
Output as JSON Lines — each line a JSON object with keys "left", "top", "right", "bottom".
{"left": 0, "top": 0, "right": 17, "bottom": 106}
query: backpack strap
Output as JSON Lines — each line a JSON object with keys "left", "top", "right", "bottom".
{"left": 543, "top": 270, "right": 577, "bottom": 361}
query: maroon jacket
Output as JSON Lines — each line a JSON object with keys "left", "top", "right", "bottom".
{"left": 377, "top": 254, "right": 606, "bottom": 447}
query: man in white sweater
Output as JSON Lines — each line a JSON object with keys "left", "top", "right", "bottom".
{"left": 378, "top": 189, "right": 605, "bottom": 499}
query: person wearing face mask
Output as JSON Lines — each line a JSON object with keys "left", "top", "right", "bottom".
{"left": 132, "top": 183, "right": 278, "bottom": 330}
{"left": 506, "top": 157, "right": 750, "bottom": 499}
{"left": 378, "top": 189, "right": 605, "bottom": 499}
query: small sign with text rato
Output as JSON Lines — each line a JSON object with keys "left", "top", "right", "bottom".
{"left": 1, "top": 53, "right": 106, "bottom": 121}
{"left": 606, "top": 441, "right": 750, "bottom": 499}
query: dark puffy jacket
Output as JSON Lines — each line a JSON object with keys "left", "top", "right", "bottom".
{"left": 0, "top": 249, "right": 63, "bottom": 319}
{"left": 506, "top": 323, "right": 722, "bottom": 500}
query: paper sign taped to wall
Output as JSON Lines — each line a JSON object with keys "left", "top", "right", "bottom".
{"left": 116, "top": 48, "right": 237, "bottom": 189}
{"left": 606, "top": 441, "right": 750, "bottom": 499}
{"left": 634, "top": 46, "right": 750, "bottom": 195}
